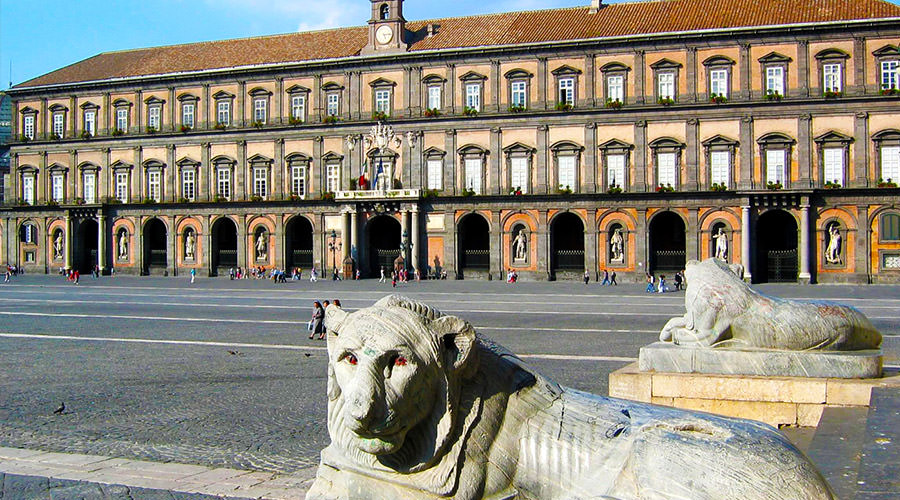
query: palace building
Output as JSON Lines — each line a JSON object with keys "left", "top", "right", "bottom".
{"left": 4, "top": 0, "right": 900, "bottom": 282}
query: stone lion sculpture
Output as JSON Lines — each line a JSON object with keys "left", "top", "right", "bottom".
{"left": 660, "top": 258, "right": 881, "bottom": 350}
{"left": 306, "top": 295, "right": 834, "bottom": 499}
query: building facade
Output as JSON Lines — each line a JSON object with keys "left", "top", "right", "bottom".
{"left": 3, "top": 0, "right": 900, "bottom": 282}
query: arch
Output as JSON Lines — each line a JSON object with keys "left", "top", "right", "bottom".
{"left": 702, "top": 55, "right": 736, "bottom": 66}
{"left": 550, "top": 140, "right": 584, "bottom": 153}
{"left": 598, "top": 209, "right": 638, "bottom": 232}
{"left": 755, "top": 209, "right": 798, "bottom": 283}
{"left": 457, "top": 213, "right": 490, "bottom": 274}
{"left": 379, "top": 3, "right": 389, "bottom": 19}
{"left": 600, "top": 62, "right": 630, "bottom": 72}
{"left": 211, "top": 216, "right": 238, "bottom": 273}
{"left": 285, "top": 215, "right": 314, "bottom": 270}
{"left": 75, "top": 218, "right": 99, "bottom": 273}
{"left": 815, "top": 48, "right": 850, "bottom": 60}
{"left": 815, "top": 206, "right": 857, "bottom": 229}
{"left": 368, "top": 215, "right": 402, "bottom": 277}
{"left": 142, "top": 218, "right": 167, "bottom": 274}
{"left": 698, "top": 206, "right": 741, "bottom": 231}
{"left": 501, "top": 210, "right": 538, "bottom": 233}
{"left": 550, "top": 212, "right": 585, "bottom": 275}
{"left": 648, "top": 211, "right": 686, "bottom": 274}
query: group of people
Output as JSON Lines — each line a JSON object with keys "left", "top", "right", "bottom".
{"left": 506, "top": 269, "right": 519, "bottom": 283}
{"left": 4, "top": 265, "right": 24, "bottom": 283}
{"left": 645, "top": 270, "right": 685, "bottom": 293}
{"left": 308, "top": 299, "right": 341, "bottom": 340}
{"left": 378, "top": 266, "right": 420, "bottom": 287}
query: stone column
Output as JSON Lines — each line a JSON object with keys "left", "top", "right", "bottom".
{"left": 237, "top": 140, "right": 247, "bottom": 201}
{"left": 741, "top": 205, "right": 752, "bottom": 282}
{"left": 69, "top": 96, "right": 77, "bottom": 138}
{"left": 411, "top": 209, "right": 420, "bottom": 273}
{"left": 856, "top": 206, "right": 870, "bottom": 282}
{"left": 687, "top": 208, "right": 699, "bottom": 261}
{"left": 341, "top": 210, "right": 351, "bottom": 266}
{"left": 238, "top": 214, "right": 248, "bottom": 270}
{"left": 166, "top": 144, "right": 176, "bottom": 202}
{"left": 799, "top": 204, "right": 811, "bottom": 283}
{"left": 490, "top": 60, "right": 501, "bottom": 113}
{"left": 583, "top": 123, "right": 597, "bottom": 193}
{"left": 201, "top": 142, "right": 211, "bottom": 201}
{"left": 633, "top": 50, "right": 645, "bottom": 104}
{"left": 584, "top": 208, "right": 598, "bottom": 278}
{"left": 275, "top": 77, "right": 284, "bottom": 124}
{"left": 584, "top": 54, "right": 596, "bottom": 107}
{"left": 633, "top": 121, "right": 647, "bottom": 192}
{"left": 686, "top": 48, "right": 697, "bottom": 103}
{"left": 536, "top": 125, "right": 549, "bottom": 194}
{"left": 797, "top": 40, "right": 810, "bottom": 97}
{"left": 444, "top": 130, "right": 457, "bottom": 195}
{"left": 739, "top": 43, "right": 751, "bottom": 100}
{"left": 537, "top": 58, "right": 548, "bottom": 110}
{"left": 635, "top": 209, "right": 647, "bottom": 274}
{"left": 274, "top": 215, "right": 284, "bottom": 271}
{"left": 274, "top": 138, "right": 284, "bottom": 200}
{"left": 853, "top": 112, "right": 869, "bottom": 187}
{"left": 98, "top": 214, "right": 107, "bottom": 272}
{"left": 739, "top": 116, "right": 754, "bottom": 189}
{"left": 313, "top": 136, "right": 324, "bottom": 195}
{"left": 136, "top": 217, "right": 144, "bottom": 275}
{"left": 237, "top": 81, "right": 246, "bottom": 127}
{"left": 537, "top": 210, "right": 549, "bottom": 279}
{"left": 490, "top": 210, "right": 501, "bottom": 279}
{"left": 447, "top": 64, "right": 456, "bottom": 115}
{"left": 685, "top": 118, "right": 699, "bottom": 191}
{"left": 202, "top": 84, "right": 210, "bottom": 129}
{"left": 490, "top": 127, "right": 501, "bottom": 195}
{"left": 69, "top": 150, "right": 77, "bottom": 202}
{"left": 203, "top": 215, "right": 213, "bottom": 276}
{"left": 64, "top": 215, "right": 72, "bottom": 270}
{"left": 443, "top": 212, "right": 456, "bottom": 278}
{"left": 351, "top": 210, "right": 359, "bottom": 268}
{"left": 401, "top": 210, "right": 410, "bottom": 265}
{"left": 168, "top": 87, "right": 176, "bottom": 132}
{"left": 853, "top": 37, "right": 867, "bottom": 95}
{"left": 167, "top": 217, "right": 177, "bottom": 275}
{"left": 797, "top": 114, "right": 812, "bottom": 188}
{"left": 133, "top": 146, "right": 143, "bottom": 202}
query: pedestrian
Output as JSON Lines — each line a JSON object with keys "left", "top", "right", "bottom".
{"left": 309, "top": 301, "right": 325, "bottom": 340}
{"left": 310, "top": 267, "right": 318, "bottom": 282}
{"left": 379, "top": 266, "right": 386, "bottom": 283}
{"left": 658, "top": 275, "right": 667, "bottom": 294}
{"left": 583, "top": 270, "right": 590, "bottom": 285}
{"left": 674, "top": 271, "right": 683, "bottom": 291}
{"left": 610, "top": 271, "right": 617, "bottom": 285}
{"left": 355, "top": 269, "right": 360, "bottom": 280}
{"left": 601, "top": 269, "right": 611, "bottom": 285}
{"left": 4, "top": 268, "right": 10, "bottom": 283}
{"left": 333, "top": 299, "right": 341, "bottom": 308}
{"left": 391, "top": 270, "right": 397, "bottom": 288}
{"left": 229, "top": 267, "right": 235, "bottom": 280}
{"left": 73, "top": 270, "right": 80, "bottom": 285}
{"left": 190, "top": 268, "right": 196, "bottom": 283}
{"left": 646, "top": 273, "right": 655, "bottom": 293}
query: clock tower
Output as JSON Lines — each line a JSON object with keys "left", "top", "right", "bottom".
{"left": 362, "top": 0, "right": 407, "bottom": 55}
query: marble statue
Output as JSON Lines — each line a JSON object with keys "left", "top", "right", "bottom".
{"left": 256, "top": 232, "right": 267, "bottom": 260}
{"left": 825, "top": 223, "right": 842, "bottom": 265}
{"left": 185, "top": 231, "right": 195, "bottom": 260}
{"left": 306, "top": 295, "right": 834, "bottom": 500}
{"left": 660, "top": 258, "right": 881, "bottom": 350}
{"left": 712, "top": 227, "right": 728, "bottom": 261}
{"left": 513, "top": 229, "right": 527, "bottom": 261}
{"left": 54, "top": 232, "right": 63, "bottom": 260}
{"left": 610, "top": 228, "right": 624, "bottom": 262}
{"left": 118, "top": 231, "right": 128, "bottom": 259}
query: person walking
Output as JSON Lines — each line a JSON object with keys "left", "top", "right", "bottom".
{"left": 657, "top": 275, "right": 667, "bottom": 294}
{"left": 601, "top": 269, "right": 611, "bottom": 285}
{"left": 610, "top": 270, "right": 618, "bottom": 285}
{"left": 583, "top": 270, "right": 590, "bottom": 285}
{"left": 379, "top": 267, "right": 386, "bottom": 283}
{"left": 674, "top": 271, "right": 683, "bottom": 291}
{"left": 309, "top": 301, "right": 325, "bottom": 340}
{"left": 310, "top": 267, "right": 318, "bottom": 282}
{"left": 190, "top": 268, "right": 196, "bottom": 284}
{"left": 645, "top": 273, "right": 655, "bottom": 293}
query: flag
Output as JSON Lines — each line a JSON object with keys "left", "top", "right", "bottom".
{"left": 374, "top": 159, "right": 384, "bottom": 190}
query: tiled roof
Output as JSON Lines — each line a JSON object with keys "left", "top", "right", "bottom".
{"left": 15, "top": 0, "right": 900, "bottom": 89}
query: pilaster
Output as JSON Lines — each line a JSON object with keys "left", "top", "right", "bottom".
{"left": 687, "top": 208, "right": 699, "bottom": 261}
{"left": 274, "top": 138, "right": 284, "bottom": 200}
{"left": 490, "top": 127, "right": 501, "bottom": 195}
{"left": 444, "top": 129, "right": 457, "bottom": 195}
{"left": 633, "top": 50, "right": 645, "bottom": 104}
{"left": 739, "top": 43, "right": 751, "bottom": 100}
{"left": 686, "top": 48, "right": 698, "bottom": 103}
{"left": 537, "top": 58, "right": 548, "bottom": 109}
{"left": 583, "top": 122, "right": 597, "bottom": 193}
{"left": 201, "top": 143, "right": 211, "bottom": 202}
{"left": 275, "top": 78, "right": 284, "bottom": 125}
{"left": 537, "top": 209, "right": 549, "bottom": 278}
{"left": 584, "top": 54, "right": 596, "bottom": 107}
{"left": 856, "top": 206, "right": 870, "bottom": 282}
{"left": 536, "top": 125, "right": 549, "bottom": 194}
{"left": 633, "top": 120, "right": 647, "bottom": 192}
{"left": 853, "top": 37, "right": 867, "bottom": 95}
{"left": 584, "top": 208, "right": 598, "bottom": 277}
{"left": 797, "top": 40, "right": 810, "bottom": 97}
{"left": 166, "top": 144, "right": 176, "bottom": 202}
{"left": 741, "top": 205, "right": 752, "bottom": 282}
{"left": 685, "top": 118, "right": 699, "bottom": 191}
{"left": 490, "top": 60, "right": 501, "bottom": 113}
{"left": 739, "top": 115, "right": 754, "bottom": 189}
{"left": 237, "top": 81, "right": 246, "bottom": 127}
{"left": 797, "top": 114, "right": 812, "bottom": 188}
{"left": 853, "top": 112, "right": 869, "bottom": 187}
{"left": 237, "top": 140, "right": 247, "bottom": 201}
{"left": 799, "top": 203, "right": 811, "bottom": 283}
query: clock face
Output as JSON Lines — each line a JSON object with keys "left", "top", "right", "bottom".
{"left": 375, "top": 25, "right": 394, "bottom": 45}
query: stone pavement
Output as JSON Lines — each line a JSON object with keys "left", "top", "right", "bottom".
{"left": 0, "top": 446, "right": 314, "bottom": 499}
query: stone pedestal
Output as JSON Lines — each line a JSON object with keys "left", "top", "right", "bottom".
{"left": 610, "top": 363, "right": 900, "bottom": 427}
{"left": 639, "top": 342, "right": 883, "bottom": 379}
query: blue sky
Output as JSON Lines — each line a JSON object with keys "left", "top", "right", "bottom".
{"left": 0, "top": 0, "right": 600, "bottom": 89}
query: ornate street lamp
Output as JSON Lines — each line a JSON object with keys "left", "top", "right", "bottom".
{"left": 328, "top": 229, "right": 341, "bottom": 280}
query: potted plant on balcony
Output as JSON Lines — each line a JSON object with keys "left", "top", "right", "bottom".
{"left": 710, "top": 93, "right": 728, "bottom": 104}
{"left": 878, "top": 177, "right": 898, "bottom": 188}
{"left": 880, "top": 86, "right": 899, "bottom": 96}
{"left": 80, "top": 130, "right": 92, "bottom": 139}
{"left": 288, "top": 117, "right": 303, "bottom": 126}
{"left": 321, "top": 191, "right": 335, "bottom": 201}
{"left": 507, "top": 104, "right": 525, "bottom": 114}
{"left": 146, "top": 126, "right": 158, "bottom": 134}
{"left": 50, "top": 133, "right": 62, "bottom": 141}
{"left": 462, "top": 107, "right": 479, "bottom": 117}
{"left": 73, "top": 197, "right": 86, "bottom": 205}
{"left": 460, "top": 187, "right": 476, "bottom": 197}
{"left": 605, "top": 98, "right": 623, "bottom": 110}
{"left": 214, "top": 122, "right": 227, "bottom": 130}
{"left": 252, "top": 120, "right": 264, "bottom": 129}
{"left": 371, "top": 111, "right": 389, "bottom": 121}
{"left": 656, "top": 183, "right": 675, "bottom": 193}
{"left": 555, "top": 102, "right": 573, "bottom": 111}
{"left": 180, "top": 124, "right": 192, "bottom": 133}
{"left": 710, "top": 182, "right": 728, "bottom": 192}
{"left": 766, "top": 181, "right": 784, "bottom": 190}
{"left": 657, "top": 97, "right": 675, "bottom": 106}
{"left": 112, "top": 128, "right": 125, "bottom": 136}
{"left": 424, "top": 108, "right": 441, "bottom": 117}
{"left": 509, "top": 186, "right": 523, "bottom": 195}
{"left": 823, "top": 90, "right": 842, "bottom": 99}
{"left": 323, "top": 115, "right": 341, "bottom": 125}
{"left": 765, "top": 90, "right": 783, "bottom": 101}
{"left": 824, "top": 180, "right": 842, "bottom": 189}
{"left": 607, "top": 183, "right": 623, "bottom": 194}
{"left": 557, "top": 184, "right": 573, "bottom": 195}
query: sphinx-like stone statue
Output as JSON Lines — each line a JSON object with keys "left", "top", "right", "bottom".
{"left": 660, "top": 258, "right": 881, "bottom": 350}
{"left": 306, "top": 295, "right": 834, "bottom": 500}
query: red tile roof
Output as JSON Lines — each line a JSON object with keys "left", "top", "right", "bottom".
{"left": 15, "top": 0, "right": 900, "bottom": 89}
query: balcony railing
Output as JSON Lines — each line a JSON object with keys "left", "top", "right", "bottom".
{"left": 335, "top": 189, "right": 421, "bottom": 200}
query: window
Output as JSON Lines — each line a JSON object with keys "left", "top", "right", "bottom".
{"left": 115, "top": 172, "right": 129, "bottom": 202}
{"left": 22, "top": 175, "right": 34, "bottom": 205}
{"left": 710, "top": 151, "right": 730, "bottom": 187}
{"left": 426, "top": 158, "right": 442, "bottom": 190}
{"left": 882, "top": 253, "right": 900, "bottom": 269}
{"left": 147, "top": 170, "right": 161, "bottom": 202}
{"left": 607, "top": 75, "right": 624, "bottom": 102}
{"left": 882, "top": 214, "right": 900, "bottom": 241}
{"left": 291, "top": 165, "right": 306, "bottom": 197}
{"left": 510, "top": 157, "right": 528, "bottom": 193}
{"left": 823, "top": 148, "right": 844, "bottom": 186}
{"left": 83, "top": 171, "right": 96, "bottom": 203}
{"left": 182, "top": 169, "right": 195, "bottom": 201}
{"left": 253, "top": 167, "right": 268, "bottom": 198}
{"left": 883, "top": 60, "right": 900, "bottom": 91}
{"left": 766, "top": 149, "right": 786, "bottom": 184}
{"left": 148, "top": 105, "right": 161, "bottom": 130}
{"left": 657, "top": 152, "right": 677, "bottom": 187}
{"left": 607, "top": 154, "right": 625, "bottom": 189}
{"left": 326, "top": 163, "right": 340, "bottom": 193}
{"left": 326, "top": 93, "right": 340, "bottom": 116}
{"left": 766, "top": 66, "right": 785, "bottom": 95}
{"left": 557, "top": 155, "right": 576, "bottom": 190}
{"left": 374, "top": 89, "right": 391, "bottom": 114}
{"left": 52, "top": 173, "right": 64, "bottom": 202}
{"left": 291, "top": 95, "right": 306, "bottom": 121}
{"left": 253, "top": 98, "right": 267, "bottom": 123}
{"left": 217, "top": 101, "right": 230, "bottom": 125}
{"left": 216, "top": 168, "right": 231, "bottom": 200}
{"left": 182, "top": 103, "right": 195, "bottom": 128}
{"left": 23, "top": 115, "right": 34, "bottom": 140}
{"left": 427, "top": 85, "right": 441, "bottom": 110}
{"left": 22, "top": 224, "right": 36, "bottom": 244}
{"left": 52, "top": 113, "right": 64, "bottom": 137}
{"left": 710, "top": 69, "right": 728, "bottom": 98}
{"left": 116, "top": 108, "right": 128, "bottom": 132}
{"left": 84, "top": 110, "right": 96, "bottom": 136}
{"left": 511, "top": 81, "right": 527, "bottom": 108}
{"left": 823, "top": 64, "right": 842, "bottom": 93}
{"left": 882, "top": 146, "right": 900, "bottom": 183}
{"left": 658, "top": 72, "right": 675, "bottom": 100}
{"left": 464, "top": 158, "right": 481, "bottom": 194}
{"left": 465, "top": 83, "right": 481, "bottom": 111}
{"left": 558, "top": 78, "right": 574, "bottom": 106}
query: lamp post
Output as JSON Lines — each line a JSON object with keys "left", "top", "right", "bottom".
{"left": 328, "top": 229, "right": 341, "bottom": 280}
{"left": 399, "top": 229, "right": 413, "bottom": 271}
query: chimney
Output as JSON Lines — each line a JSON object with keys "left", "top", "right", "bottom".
{"left": 589, "top": 0, "right": 602, "bottom": 13}
{"left": 427, "top": 23, "right": 439, "bottom": 37}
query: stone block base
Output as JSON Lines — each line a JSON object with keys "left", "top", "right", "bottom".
{"left": 609, "top": 363, "right": 900, "bottom": 427}
{"left": 639, "top": 342, "right": 882, "bottom": 379}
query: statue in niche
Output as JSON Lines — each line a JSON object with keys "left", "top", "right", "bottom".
{"left": 610, "top": 227, "right": 624, "bottom": 262}
{"left": 256, "top": 232, "right": 267, "bottom": 260}
{"left": 53, "top": 232, "right": 64, "bottom": 260}
{"left": 118, "top": 231, "right": 128, "bottom": 260}
{"left": 306, "top": 295, "right": 835, "bottom": 500}
{"left": 825, "top": 223, "right": 843, "bottom": 265}
{"left": 512, "top": 229, "right": 527, "bottom": 261}
{"left": 185, "top": 230, "right": 195, "bottom": 260}
{"left": 712, "top": 227, "right": 728, "bottom": 261}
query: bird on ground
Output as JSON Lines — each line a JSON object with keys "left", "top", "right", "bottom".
{"left": 304, "top": 353, "right": 312, "bottom": 357}
{"left": 227, "top": 350, "right": 244, "bottom": 356}
{"left": 53, "top": 402, "right": 65, "bottom": 415}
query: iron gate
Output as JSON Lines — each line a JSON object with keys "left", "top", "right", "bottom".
{"left": 554, "top": 249, "right": 585, "bottom": 270}
{"left": 461, "top": 249, "right": 490, "bottom": 269}
{"left": 767, "top": 248, "right": 798, "bottom": 282}
{"left": 653, "top": 249, "right": 686, "bottom": 272}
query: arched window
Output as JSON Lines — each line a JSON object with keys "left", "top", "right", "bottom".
{"left": 380, "top": 4, "right": 389, "bottom": 19}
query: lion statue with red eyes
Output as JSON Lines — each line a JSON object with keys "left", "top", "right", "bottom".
{"left": 305, "top": 295, "right": 833, "bottom": 500}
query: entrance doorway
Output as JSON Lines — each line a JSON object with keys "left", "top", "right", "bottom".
{"left": 212, "top": 217, "right": 238, "bottom": 273}
{"left": 75, "top": 219, "right": 98, "bottom": 273}
{"left": 649, "top": 211, "right": 686, "bottom": 274}
{"left": 755, "top": 209, "right": 798, "bottom": 283}
{"left": 367, "top": 215, "right": 401, "bottom": 276}
{"left": 143, "top": 218, "right": 167, "bottom": 274}
{"left": 550, "top": 213, "right": 585, "bottom": 276}
{"left": 286, "top": 216, "right": 314, "bottom": 271}
{"left": 457, "top": 214, "right": 490, "bottom": 274}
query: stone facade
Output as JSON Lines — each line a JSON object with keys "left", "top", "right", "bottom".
{"left": 3, "top": 0, "right": 900, "bottom": 282}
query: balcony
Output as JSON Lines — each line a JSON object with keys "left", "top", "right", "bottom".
{"left": 335, "top": 189, "right": 421, "bottom": 200}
